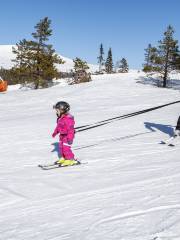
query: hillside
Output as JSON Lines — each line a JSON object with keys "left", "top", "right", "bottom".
{"left": 0, "top": 45, "right": 98, "bottom": 72}
{"left": 0, "top": 71, "right": 180, "bottom": 239}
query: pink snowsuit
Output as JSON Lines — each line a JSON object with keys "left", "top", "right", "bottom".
{"left": 52, "top": 113, "right": 75, "bottom": 160}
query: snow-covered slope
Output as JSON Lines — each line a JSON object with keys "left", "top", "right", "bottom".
{"left": 0, "top": 45, "right": 98, "bottom": 72}
{"left": 0, "top": 45, "right": 14, "bottom": 69}
{"left": 0, "top": 72, "right": 180, "bottom": 240}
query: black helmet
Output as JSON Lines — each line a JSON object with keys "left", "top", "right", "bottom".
{"left": 53, "top": 101, "right": 70, "bottom": 113}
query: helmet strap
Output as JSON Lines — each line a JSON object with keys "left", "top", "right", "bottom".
{"left": 56, "top": 109, "right": 61, "bottom": 117}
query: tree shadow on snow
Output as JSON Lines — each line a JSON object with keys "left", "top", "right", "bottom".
{"left": 144, "top": 122, "right": 174, "bottom": 137}
{"left": 136, "top": 76, "right": 180, "bottom": 90}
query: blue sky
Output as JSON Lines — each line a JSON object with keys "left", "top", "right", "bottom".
{"left": 0, "top": 0, "right": 180, "bottom": 69}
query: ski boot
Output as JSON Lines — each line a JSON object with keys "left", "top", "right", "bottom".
{"left": 55, "top": 158, "right": 65, "bottom": 165}
{"left": 60, "top": 159, "right": 80, "bottom": 167}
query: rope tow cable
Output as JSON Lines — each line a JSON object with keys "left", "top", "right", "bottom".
{"left": 75, "top": 100, "right": 180, "bottom": 133}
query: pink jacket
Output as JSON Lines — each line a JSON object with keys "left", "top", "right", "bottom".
{"left": 52, "top": 114, "right": 75, "bottom": 144}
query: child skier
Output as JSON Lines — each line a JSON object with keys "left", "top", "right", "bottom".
{"left": 52, "top": 101, "right": 79, "bottom": 166}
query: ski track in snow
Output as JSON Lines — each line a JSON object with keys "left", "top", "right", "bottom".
{"left": 0, "top": 72, "right": 180, "bottom": 240}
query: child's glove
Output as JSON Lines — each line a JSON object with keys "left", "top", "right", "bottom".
{"left": 52, "top": 132, "right": 56, "bottom": 138}
{"left": 67, "top": 140, "right": 73, "bottom": 145}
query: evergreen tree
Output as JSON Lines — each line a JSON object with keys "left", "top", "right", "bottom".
{"left": 143, "top": 44, "right": 159, "bottom": 72}
{"left": 97, "top": 43, "right": 104, "bottom": 72}
{"left": 0, "top": 67, "right": 20, "bottom": 85}
{"left": 155, "top": 25, "right": 179, "bottom": 87}
{"left": 12, "top": 17, "right": 64, "bottom": 89}
{"left": 73, "top": 57, "right": 91, "bottom": 84}
{"left": 40, "top": 45, "right": 63, "bottom": 84}
{"left": 174, "top": 54, "right": 180, "bottom": 70}
{"left": 118, "top": 58, "right": 129, "bottom": 73}
{"left": 115, "top": 60, "right": 120, "bottom": 72}
{"left": 105, "top": 48, "right": 113, "bottom": 73}
{"left": 12, "top": 39, "right": 34, "bottom": 84}
{"left": 73, "top": 57, "right": 89, "bottom": 72}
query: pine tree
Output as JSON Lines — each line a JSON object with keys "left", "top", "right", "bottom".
{"left": 73, "top": 57, "right": 91, "bottom": 84}
{"left": 105, "top": 48, "right": 113, "bottom": 73}
{"left": 73, "top": 57, "right": 89, "bottom": 72}
{"left": 31, "top": 17, "right": 64, "bottom": 88}
{"left": 145, "top": 44, "right": 153, "bottom": 65}
{"left": 12, "top": 17, "right": 64, "bottom": 89}
{"left": 155, "top": 25, "right": 179, "bottom": 87}
{"left": 118, "top": 58, "right": 129, "bottom": 73}
{"left": 97, "top": 43, "right": 104, "bottom": 72}
{"left": 143, "top": 44, "right": 158, "bottom": 72}
{"left": 174, "top": 54, "right": 180, "bottom": 70}
{"left": 12, "top": 39, "right": 34, "bottom": 84}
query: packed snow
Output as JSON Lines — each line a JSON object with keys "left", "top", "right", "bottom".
{"left": 0, "top": 71, "right": 180, "bottom": 240}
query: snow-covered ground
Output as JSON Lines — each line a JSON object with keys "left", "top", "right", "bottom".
{"left": 137, "top": 71, "right": 180, "bottom": 90}
{"left": 0, "top": 71, "right": 180, "bottom": 240}
{"left": 0, "top": 45, "right": 98, "bottom": 72}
